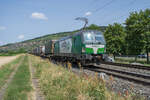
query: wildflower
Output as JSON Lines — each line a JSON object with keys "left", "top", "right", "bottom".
{"left": 109, "top": 75, "right": 114, "bottom": 82}
{"left": 118, "top": 91, "right": 121, "bottom": 96}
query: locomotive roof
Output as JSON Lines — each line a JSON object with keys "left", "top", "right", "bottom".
{"left": 57, "top": 30, "right": 103, "bottom": 42}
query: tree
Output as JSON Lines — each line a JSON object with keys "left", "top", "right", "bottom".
{"left": 104, "top": 23, "right": 126, "bottom": 59}
{"left": 141, "top": 9, "right": 150, "bottom": 63}
{"left": 86, "top": 24, "right": 107, "bottom": 32}
{"left": 125, "top": 9, "right": 150, "bottom": 63}
{"left": 86, "top": 24, "right": 101, "bottom": 31}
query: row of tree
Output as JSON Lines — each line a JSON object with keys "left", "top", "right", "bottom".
{"left": 104, "top": 9, "right": 150, "bottom": 63}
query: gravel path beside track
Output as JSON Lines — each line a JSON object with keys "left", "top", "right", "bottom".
{"left": 0, "top": 56, "right": 24, "bottom": 99}
{"left": 0, "top": 56, "right": 20, "bottom": 68}
{"left": 29, "top": 56, "right": 44, "bottom": 100}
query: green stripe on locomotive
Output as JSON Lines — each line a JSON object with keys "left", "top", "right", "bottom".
{"left": 85, "top": 47, "right": 94, "bottom": 54}
{"left": 82, "top": 44, "right": 105, "bottom": 54}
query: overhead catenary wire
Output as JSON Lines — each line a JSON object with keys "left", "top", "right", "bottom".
{"left": 91, "top": 0, "right": 140, "bottom": 25}
{"left": 71, "top": 0, "right": 147, "bottom": 30}
{"left": 78, "top": 0, "right": 101, "bottom": 16}
{"left": 102, "top": 0, "right": 150, "bottom": 25}
{"left": 93, "top": 0, "right": 115, "bottom": 13}
{"left": 69, "top": 0, "right": 99, "bottom": 29}
{"left": 73, "top": 0, "right": 116, "bottom": 28}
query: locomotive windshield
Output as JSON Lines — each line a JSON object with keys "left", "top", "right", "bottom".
{"left": 83, "top": 32, "right": 105, "bottom": 44}
{"left": 95, "top": 34, "right": 105, "bottom": 44}
{"left": 83, "top": 33, "right": 95, "bottom": 42}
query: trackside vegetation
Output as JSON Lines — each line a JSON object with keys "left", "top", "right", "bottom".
{"left": 104, "top": 23, "right": 126, "bottom": 59}
{"left": 0, "top": 56, "right": 23, "bottom": 89}
{"left": 29, "top": 55, "right": 142, "bottom": 100}
{"left": 104, "top": 9, "right": 150, "bottom": 63}
{"left": 4, "top": 55, "right": 31, "bottom": 100}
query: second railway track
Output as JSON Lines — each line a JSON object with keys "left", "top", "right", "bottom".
{"left": 84, "top": 64, "right": 150, "bottom": 86}
{"left": 102, "top": 62, "right": 150, "bottom": 70}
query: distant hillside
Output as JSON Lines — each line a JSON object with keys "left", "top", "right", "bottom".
{"left": 0, "top": 25, "right": 107, "bottom": 52}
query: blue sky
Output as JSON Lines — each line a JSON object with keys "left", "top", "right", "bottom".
{"left": 0, "top": 0, "right": 149, "bottom": 45}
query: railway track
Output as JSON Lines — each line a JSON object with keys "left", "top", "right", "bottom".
{"left": 41, "top": 55, "right": 150, "bottom": 86}
{"left": 84, "top": 64, "right": 150, "bottom": 86}
{"left": 102, "top": 61, "right": 150, "bottom": 70}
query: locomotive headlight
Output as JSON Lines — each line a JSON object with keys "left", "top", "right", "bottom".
{"left": 82, "top": 48, "right": 85, "bottom": 53}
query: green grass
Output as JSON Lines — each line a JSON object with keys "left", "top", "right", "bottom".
{"left": 29, "top": 55, "right": 138, "bottom": 100}
{"left": 115, "top": 57, "right": 150, "bottom": 66}
{"left": 4, "top": 55, "right": 31, "bottom": 100}
{"left": 30, "top": 56, "right": 105, "bottom": 100}
{"left": 0, "top": 53, "right": 18, "bottom": 56}
{"left": 0, "top": 56, "right": 23, "bottom": 89}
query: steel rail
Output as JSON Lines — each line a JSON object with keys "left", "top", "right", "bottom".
{"left": 101, "top": 61, "right": 150, "bottom": 70}
{"left": 84, "top": 65, "right": 150, "bottom": 86}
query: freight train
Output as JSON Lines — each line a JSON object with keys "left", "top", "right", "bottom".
{"left": 32, "top": 30, "right": 107, "bottom": 65}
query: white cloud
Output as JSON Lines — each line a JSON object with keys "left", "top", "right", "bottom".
{"left": 31, "top": 12, "right": 48, "bottom": 20}
{"left": 18, "top": 34, "right": 25, "bottom": 39}
{"left": 85, "top": 11, "right": 92, "bottom": 16}
{"left": 0, "top": 26, "right": 6, "bottom": 30}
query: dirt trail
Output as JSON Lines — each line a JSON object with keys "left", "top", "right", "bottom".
{"left": 29, "top": 56, "right": 44, "bottom": 100}
{"left": 0, "top": 55, "right": 20, "bottom": 68}
{"left": 0, "top": 56, "right": 24, "bottom": 99}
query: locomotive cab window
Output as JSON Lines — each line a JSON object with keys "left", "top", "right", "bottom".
{"left": 83, "top": 32, "right": 95, "bottom": 43}
{"left": 83, "top": 31, "right": 105, "bottom": 44}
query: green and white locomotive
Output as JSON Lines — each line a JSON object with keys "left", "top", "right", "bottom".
{"left": 53, "top": 30, "right": 106, "bottom": 65}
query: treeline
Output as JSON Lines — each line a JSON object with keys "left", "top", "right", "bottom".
{"left": 88, "top": 9, "right": 150, "bottom": 63}
{"left": 105, "top": 9, "right": 150, "bottom": 63}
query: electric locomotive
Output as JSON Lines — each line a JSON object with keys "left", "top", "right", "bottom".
{"left": 52, "top": 30, "right": 106, "bottom": 65}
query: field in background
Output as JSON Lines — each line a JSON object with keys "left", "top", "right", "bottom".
{"left": 0, "top": 49, "right": 26, "bottom": 56}
{"left": 115, "top": 57, "right": 150, "bottom": 66}
{"left": 0, "top": 53, "right": 18, "bottom": 56}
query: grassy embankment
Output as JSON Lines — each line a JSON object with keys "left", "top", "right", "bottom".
{"left": 29, "top": 55, "right": 139, "bottom": 100}
{"left": 4, "top": 55, "right": 31, "bottom": 100}
{"left": 0, "top": 55, "right": 24, "bottom": 89}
